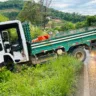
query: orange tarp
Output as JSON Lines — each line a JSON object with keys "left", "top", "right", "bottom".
{"left": 32, "top": 34, "right": 50, "bottom": 43}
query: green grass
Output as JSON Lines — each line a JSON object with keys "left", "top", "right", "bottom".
{"left": 0, "top": 55, "right": 82, "bottom": 96}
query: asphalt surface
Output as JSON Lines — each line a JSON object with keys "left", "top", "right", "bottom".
{"left": 76, "top": 50, "right": 96, "bottom": 96}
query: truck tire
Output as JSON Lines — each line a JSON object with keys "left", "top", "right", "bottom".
{"left": 5, "top": 61, "right": 14, "bottom": 71}
{"left": 72, "top": 47, "right": 86, "bottom": 62}
{"left": 56, "top": 49, "right": 63, "bottom": 55}
{"left": 4, "top": 56, "right": 14, "bottom": 71}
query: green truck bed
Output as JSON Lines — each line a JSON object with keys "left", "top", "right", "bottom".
{"left": 22, "top": 22, "right": 96, "bottom": 56}
{"left": 31, "top": 28, "right": 96, "bottom": 55}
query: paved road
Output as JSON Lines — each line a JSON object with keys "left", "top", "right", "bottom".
{"left": 76, "top": 50, "right": 96, "bottom": 96}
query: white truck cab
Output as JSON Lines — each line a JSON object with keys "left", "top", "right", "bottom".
{"left": 0, "top": 34, "right": 5, "bottom": 65}
{"left": 0, "top": 20, "right": 29, "bottom": 70}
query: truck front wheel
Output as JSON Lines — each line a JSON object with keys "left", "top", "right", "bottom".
{"left": 4, "top": 56, "right": 14, "bottom": 71}
{"left": 72, "top": 47, "right": 86, "bottom": 62}
{"left": 5, "top": 61, "right": 14, "bottom": 71}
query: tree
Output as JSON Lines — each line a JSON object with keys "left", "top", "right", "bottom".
{"left": 86, "top": 16, "right": 96, "bottom": 26}
{"left": 39, "top": 0, "right": 52, "bottom": 28}
{"left": 17, "top": 1, "right": 43, "bottom": 25}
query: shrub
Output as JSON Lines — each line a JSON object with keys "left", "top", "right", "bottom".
{"left": 0, "top": 55, "right": 82, "bottom": 96}
{"left": 0, "top": 14, "right": 9, "bottom": 22}
{"left": 29, "top": 23, "right": 47, "bottom": 39}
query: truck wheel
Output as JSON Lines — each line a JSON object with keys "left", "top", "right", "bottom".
{"left": 5, "top": 61, "right": 14, "bottom": 71}
{"left": 56, "top": 49, "right": 63, "bottom": 55}
{"left": 4, "top": 56, "right": 14, "bottom": 71}
{"left": 72, "top": 47, "right": 86, "bottom": 62}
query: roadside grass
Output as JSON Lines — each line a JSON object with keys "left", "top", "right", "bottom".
{"left": 0, "top": 55, "right": 82, "bottom": 96}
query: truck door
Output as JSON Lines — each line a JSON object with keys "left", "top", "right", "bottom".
{"left": 0, "top": 34, "right": 5, "bottom": 65}
{"left": 0, "top": 43, "right": 4, "bottom": 64}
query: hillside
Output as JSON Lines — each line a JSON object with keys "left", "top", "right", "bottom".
{"left": 0, "top": 0, "right": 23, "bottom": 10}
{"left": 49, "top": 8, "right": 86, "bottom": 23}
{"left": 0, "top": 0, "right": 86, "bottom": 22}
{"left": 0, "top": 0, "right": 23, "bottom": 20}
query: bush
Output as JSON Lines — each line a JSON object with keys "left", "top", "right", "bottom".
{"left": 75, "top": 21, "right": 87, "bottom": 29}
{"left": 30, "top": 23, "right": 47, "bottom": 39}
{"left": 60, "top": 22, "right": 75, "bottom": 31}
{"left": 0, "top": 55, "right": 82, "bottom": 96}
{"left": 0, "top": 14, "right": 9, "bottom": 22}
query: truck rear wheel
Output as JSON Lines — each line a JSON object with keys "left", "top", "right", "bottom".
{"left": 72, "top": 47, "right": 86, "bottom": 62}
{"left": 56, "top": 49, "right": 63, "bottom": 55}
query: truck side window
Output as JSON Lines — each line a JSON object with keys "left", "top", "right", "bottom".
{"left": 0, "top": 43, "right": 3, "bottom": 51}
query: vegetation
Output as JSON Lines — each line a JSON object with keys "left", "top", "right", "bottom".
{"left": 0, "top": 0, "right": 87, "bottom": 25}
{"left": 0, "top": 55, "right": 82, "bottom": 96}
{"left": 0, "top": 0, "right": 24, "bottom": 19}
{"left": 50, "top": 9, "right": 86, "bottom": 23}
{"left": 86, "top": 16, "right": 96, "bottom": 26}
{"left": 0, "top": 1, "right": 95, "bottom": 96}
{"left": 17, "top": 1, "right": 87, "bottom": 26}
{"left": 60, "top": 21, "right": 75, "bottom": 31}
{"left": 30, "top": 23, "right": 47, "bottom": 39}
{"left": 0, "top": 14, "right": 9, "bottom": 22}
{"left": 0, "top": 0, "right": 96, "bottom": 27}
{"left": 1, "top": 0, "right": 96, "bottom": 31}
{"left": 75, "top": 21, "right": 87, "bottom": 29}
{"left": 3, "top": 12, "right": 19, "bottom": 20}
{"left": 17, "top": 1, "right": 43, "bottom": 25}
{"left": 0, "top": 0, "right": 24, "bottom": 10}
{"left": 0, "top": 0, "right": 86, "bottom": 23}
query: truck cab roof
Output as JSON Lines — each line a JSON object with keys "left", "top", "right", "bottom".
{"left": 0, "top": 20, "right": 21, "bottom": 31}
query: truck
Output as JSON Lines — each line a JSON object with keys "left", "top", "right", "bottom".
{"left": 0, "top": 20, "right": 96, "bottom": 70}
